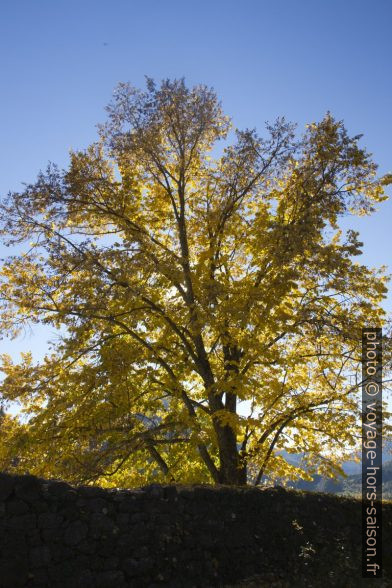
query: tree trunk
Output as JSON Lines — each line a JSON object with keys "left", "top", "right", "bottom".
{"left": 215, "top": 422, "right": 247, "bottom": 485}
{"left": 199, "top": 351, "right": 247, "bottom": 485}
{"left": 214, "top": 345, "right": 246, "bottom": 485}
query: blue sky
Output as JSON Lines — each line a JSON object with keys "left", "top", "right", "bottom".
{"left": 1, "top": 0, "right": 391, "bottom": 366}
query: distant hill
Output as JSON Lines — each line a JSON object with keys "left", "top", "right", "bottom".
{"left": 270, "top": 442, "right": 392, "bottom": 498}
{"left": 284, "top": 459, "right": 392, "bottom": 499}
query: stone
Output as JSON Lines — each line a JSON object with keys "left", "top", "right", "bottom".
{"left": 7, "top": 498, "right": 29, "bottom": 515}
{"left": 0, "top": 473, "right": 14, "bottom": 501}
{"left": 90, "top": 512, "right": 116, "bottom": 537}
{"left": 101, "top": 555, "right": 120, "bottom": 570}
{"left": 75, "top": 569, "right": 95, "bottom": 588}
{"left": 163, "top": 486, "right": 178, "bottom": 501}
{"left": 7, "top": 512, "right": 37, "bottom": 530}
{"left": 79, "top": 485, "right": 107, "bottom": 498}
{"left": 50, "top": 544, "right": 74, "bottom": 562}
{"left": 87, "top": 497, "right": 109, "bottom": 513}
{"left": 96, "top": 570, "right": 126, "bottom": 588}
{"left": 38, "top": 511, "right": 64, "bottom": 528}
{"left": 30, "top": 545, "right": 51, "bottom": 567}
{"left": 47, "top": 481, "right": 74, "bottom": 500}
{"left": 41, "top": 527, "right": 62, "bottom": 543}
{"left": 0, "top": 556, "right": 29, "bottom": 587}
{"left": 123, "top": 556, "right": 154, "bottom": 577}
{"left": 28, "top": 567, "right": 49, "bottom": 586}
{"left": 64, "top": 520, "right": 88, "bottom": 545}
{"left": 59, "top": 504, "right": 81, "bottom": 521}
{"left": 78, "top": 538, "right": 97, "bottom": 555}
{"left": 119, "top": 497, "right": 139, "bottom": 513}
{"left": 14, "top": 475, "right": 42, "bottom": 502}
{"left": 142, "top": 483, "right": 164, "bottom": 498}
{"left": 48, "top": 559, "right": 78, "bottom": 580}
{"left": 27, "top": 529, "right": 42, "bottom": 547}
{"left": 130, "top": 512, "right": 148, "bottom": 524}
{"left": 116, "top": 512, "right": 129, "bottom": 528}
{"left": 132, "top": 545, "right": 149, "bottom": 559}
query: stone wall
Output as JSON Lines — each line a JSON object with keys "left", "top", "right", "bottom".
{"left": 0, "top": 472, "right": 391, "bottom": 587}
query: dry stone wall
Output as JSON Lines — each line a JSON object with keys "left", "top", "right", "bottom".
{"left": 0, "top": 472, "right": 391, "bottom": 587}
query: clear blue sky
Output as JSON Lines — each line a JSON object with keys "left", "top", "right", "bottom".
{"left": 1, "top": 0, "right": 391, "bottom": 364}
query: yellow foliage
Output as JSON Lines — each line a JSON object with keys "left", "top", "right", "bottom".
{"left": 0, "top": 79, "right": 390, "bottom": 487}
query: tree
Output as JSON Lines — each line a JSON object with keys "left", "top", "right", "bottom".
{"left": 0, "top": 78, "right": 391, "bottom": 487}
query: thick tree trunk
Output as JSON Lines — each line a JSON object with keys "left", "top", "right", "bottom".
{"left": 214, "top": 422, "right": 247, "bottom": 485}
{"left": 215, "top": 346, "right": 247, "bottom": 485}
{"left": 195, "top": 343, "right": 247, "bottom": 485}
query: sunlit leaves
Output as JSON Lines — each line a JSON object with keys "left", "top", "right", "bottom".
{"left": 0, "top": 78, "right": 390, "bottom": 487}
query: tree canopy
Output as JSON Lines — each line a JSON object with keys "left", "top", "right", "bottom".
{"left": 0, "top": 78, "right": 391, "bottom": 487}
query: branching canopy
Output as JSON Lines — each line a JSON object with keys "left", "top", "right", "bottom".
{"left": 0, "top": 78, "right": 391, "bottom": 486}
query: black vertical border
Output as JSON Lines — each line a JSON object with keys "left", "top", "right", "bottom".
{"left": 362, "top": 327, "right": 382, "bottom": 578}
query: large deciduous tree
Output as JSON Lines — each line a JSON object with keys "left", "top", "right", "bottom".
{"left": 0, "top": 78, "right": 391, "bottom": 487}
